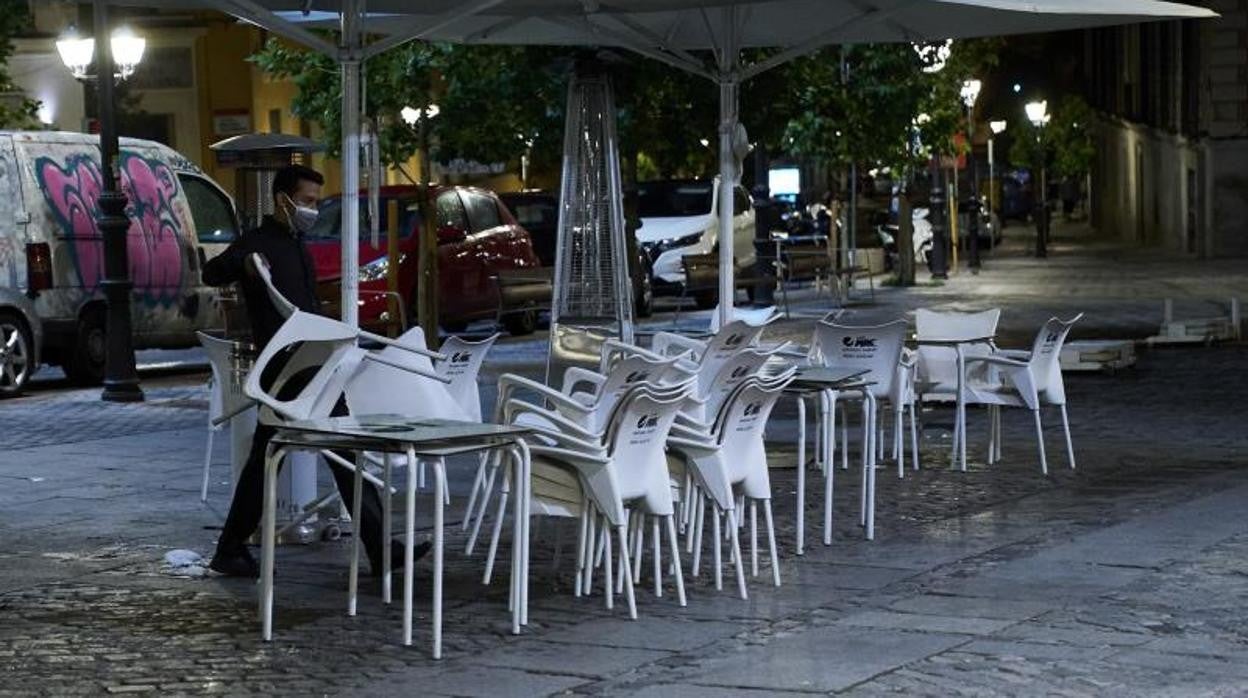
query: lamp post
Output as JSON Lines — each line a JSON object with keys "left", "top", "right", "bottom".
{"left": 914, "top": 41, "right": 951, "bottom": 279}
{"left": 960, "top": 79, "right": 982, "bottom": 272}
{"left": 988, "top": 120, "right": 1006, "bottom": 231}
{"left": 58, "top": 8, "right": 146, "bottom": 402}
{"left": 1025, "top": 100, "right": 1051, "bottom": 259}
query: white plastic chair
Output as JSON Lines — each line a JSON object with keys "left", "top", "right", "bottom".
{"left": 963, "top": 315, "right": 1083, "bottom": 475}
{"left": 668, "top": 369, "right": 796, "bottom": 597}
{"left": 914, "top": 308, "right": 1001, "bottom": 399}
{"left": 708, "top": 305, "right": 779, "bottom": 333}
{"left": 197, "top": 331, "right": 255, "bottom": 502}
{"left": 492, "top": 379, "right": 694, "bottom": 617}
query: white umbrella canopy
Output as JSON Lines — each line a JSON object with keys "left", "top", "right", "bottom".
{"left": 153, "top": 0, "right": 1216, "bottom": 328}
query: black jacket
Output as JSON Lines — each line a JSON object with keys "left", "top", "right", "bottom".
{"left": 202, "top": 216, "right": 321, "bottom": 350}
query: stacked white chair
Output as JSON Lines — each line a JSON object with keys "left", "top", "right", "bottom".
{"left": 492, "top": 377, "right": 696, "bottom": 617}
{"left": 197, "top": 331, "right": 255, "bottom": 502}
{"left": 667, "top": 365, "right": 796, "bottom": 597}
{"left": 962, "top": 315, "right": 1083, "bottom": 474}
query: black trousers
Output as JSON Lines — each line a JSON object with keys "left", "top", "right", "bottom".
{"left": 217, "top": 351, "right": 387, "bottom": 563}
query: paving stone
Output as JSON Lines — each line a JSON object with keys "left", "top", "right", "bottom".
{"left": 471, "top": 640, "right": 671, "bottom": 679}
{"left": 362, "top": 666, "right": 588, "bottom": 697}
{"left": 615, "top": 684, "right": 812, "bottom": 697}
{"left": 539, "top": 616, "right": 747, "bottom": 652}
{"left": 837, "top": 609, "right": 1017, "bottom": 636}
{"left": 886, "top": 594, "right": 1054, "bottom": 621}
{"left": 677, "top": 626, "right": 967, "bottom": 692}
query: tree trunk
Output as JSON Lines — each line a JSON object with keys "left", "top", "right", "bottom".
{"left": 416, "top": 110, "right": 439, "bottom": 347}
{"left": 897, "top": 187, "right": 915, "bottom": 286}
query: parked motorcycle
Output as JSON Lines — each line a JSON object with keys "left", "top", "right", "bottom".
{"left": 877, "top": 206, "right": 932, "bottom": 270}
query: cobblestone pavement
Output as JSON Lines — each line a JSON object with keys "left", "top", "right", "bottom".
{"left": 2, "top": 231, "right": 1247, "bottom": 696}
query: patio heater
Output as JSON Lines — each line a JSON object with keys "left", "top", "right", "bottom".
{"left": 546, "top": 69, "right": 634, "bottom": 383}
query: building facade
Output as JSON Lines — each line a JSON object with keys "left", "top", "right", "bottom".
{"left": 1084, "top": 0, "right": 1248, "bottom": 258}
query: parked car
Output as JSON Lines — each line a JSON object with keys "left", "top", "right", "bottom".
{"left": 635, "top": 177, "right": 756, "bottom": 309}
{"left": 305, "top": 185, "right": 543, "bottom": 336}
{"left": 0, "top": 130, "right": 238, "bottom": 395}
{"left": 497, "top": 189, "right": 653, "bottom": 318}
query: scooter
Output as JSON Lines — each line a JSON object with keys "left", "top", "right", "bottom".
{"left": 877, "top": 206, "right": 933, "bottom": 270}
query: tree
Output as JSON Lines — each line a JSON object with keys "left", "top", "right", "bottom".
{"left": 0, "top": 3, "right": 41, "bottom": 129}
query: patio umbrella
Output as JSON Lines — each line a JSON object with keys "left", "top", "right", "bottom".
{"left": 150, "top": 0, "right": 1216, "bottom": 329}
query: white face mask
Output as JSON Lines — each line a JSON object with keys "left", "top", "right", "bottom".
{"left": 283, "top": 194, "right": 319, "bottom": 233}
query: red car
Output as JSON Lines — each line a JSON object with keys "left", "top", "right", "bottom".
{"left": 305, "top": 185, "right": 543, "bottom": 335}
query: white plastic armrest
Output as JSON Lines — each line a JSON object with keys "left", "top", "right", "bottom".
{"left": 561, "top": 366, "right": 607, "bottom": 396}
{"left": 362, "top": 351, "right": 453, "bottom": 384}
{"left": 524, "top": 425, "right": 608, "bottom": 456}
{"left": 964, "top": 355, "right": 1029, "bottom": 368}
{"left": 996, "top": 349, "right": 1031, "bottom": 360}
{"left": 504, "top": 399, "right": 600, "bottom": 443}
{"left": 651, "top": 332, "right": 707, "bottom": 358}
{"left": 357, "top": 329, "right": 447, "bottom": 361}
{"left": 667, "top": 434, "right": 718, "bottom": 454}
{"left": 496, "top": 373, "right": 594, "bottom": 415}
{"left": 599, "top": 339, "right": 669, "bottom": 371}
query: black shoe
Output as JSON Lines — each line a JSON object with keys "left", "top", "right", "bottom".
{"left": 209, "top": 545, "right": 259, "bottom": 578}
{"left": 368, "top": 540, "right": 431, "bottom": 577}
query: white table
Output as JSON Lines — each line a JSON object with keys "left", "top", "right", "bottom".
{"left": 784, "top": 367, "right": 876, "bottom": 551}
{"left": 914, "top": 334, "right": 995, "bottom": 472}
{"left": 265, "top": 415, "right": 531, "bottom": 659}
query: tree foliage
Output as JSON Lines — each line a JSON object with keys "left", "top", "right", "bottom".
{"left": 0, "top": 3, "right": 42, "bottom": 129}
{"left": 1008, "top": 94, "right": 1095, "bottom": 179}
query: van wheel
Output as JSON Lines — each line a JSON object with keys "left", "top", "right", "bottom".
{"left": 0, "top": 312, "right": 33, "bottom": 397}
{"left": 64, "top": 309, "right": 107, "bottom": 386}
{"left": 502, "top": 310, "right": 537, "bottom": 336}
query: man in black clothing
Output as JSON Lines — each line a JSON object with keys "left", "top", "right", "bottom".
{"left": 203, "top": 165, "right": 421, "bottom": 577}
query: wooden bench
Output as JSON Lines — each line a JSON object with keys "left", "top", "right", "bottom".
{"left": 677, "top": 253, "right": 777, "bottom": 320}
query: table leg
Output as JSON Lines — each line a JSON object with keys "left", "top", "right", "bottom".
{"left": 403, "top": 447, "right": 417, "bottom": 647}
{"left": 957, "top": 344, "right": 967, "bottom": 472}
{"left": 260, "top": 445, "right": 282, "bottom": 641}
{"left": 824, "top": 390, "right": 838, "bottom": 546}
{"left": 866, "top": 394, "right": 877, "bottom": 541}
{"left": 383, "top": 456, "right": 393, "bottom": 605}
{"left": 433, "top": 456, "right": 446, "bottom": 659}
{"left": 795, "top": 395, "right": 806, "bottom": 556}
{"left": 519, "top": 439, "right": 532, "bottom": 627}
{"left": 348, "top": 451, "right": 363, "bottom": 617}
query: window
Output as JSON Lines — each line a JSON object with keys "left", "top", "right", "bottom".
{"left": 179, "top": 175, "right": 239, "bottom": 244}
{"left": 463, "top": 192, "right": 502, "bottom": 232}
{"left": 436, "top": 191, "right": 469, "bottom": 233}
{"left": 304, "top": 195, "right": 423, "bottom": 241}
{"left": 733, "top": 186, "right": 752, "bottom": 216}
{"left": 637, "top": 180, "right": 713, "bottom": 217}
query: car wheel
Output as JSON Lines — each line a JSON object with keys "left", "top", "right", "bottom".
{"left": 64, "top": 308, "right": 106, "bottom": 386}
{"left": 0, "top": 312, "right": 33, "bottom": 397}
{"left": 634, "top": 268, "right": 654, "bottom": 318}
{"left": 502, "top": 310, "right": 537, "bottom": 336}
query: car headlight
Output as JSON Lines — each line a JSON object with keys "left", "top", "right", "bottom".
{"left": 359, "top": 254, "right": 405, "bottom": 283}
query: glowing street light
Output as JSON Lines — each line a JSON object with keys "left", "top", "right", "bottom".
{"left": 1025, "top": 100, "right": 1051, "bottom": 127}
{"left": 960, "top": 79, "right": 982, "bottom": 108}
{"left": 56, "top": 26, "right": 146, "bottom": 80}
{"left": 1025, "top": 101, "right": 1051, "bottom": 258}
{"left": 400, "top": 103, "right": 440, "bottom": 125}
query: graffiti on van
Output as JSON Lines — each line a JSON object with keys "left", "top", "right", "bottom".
{"left": 34, "top": 152, "right": 188, "bottom": 306}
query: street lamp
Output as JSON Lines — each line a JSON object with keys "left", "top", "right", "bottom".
{"left": 1025, "top": 100, "right": 1051, "bottom": 258}
{"left": 988, "top": 120, "right": 1006, "bottom": 232}
{"left": 57, "top": 10, "right": 146, "bottom": 402}
{"left": 961, "top": 79, "right": 982, "bottom": 271}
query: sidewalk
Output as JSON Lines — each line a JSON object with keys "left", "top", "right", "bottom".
{"left": 2, "top": 230, "right": 1247, "bottom": 696}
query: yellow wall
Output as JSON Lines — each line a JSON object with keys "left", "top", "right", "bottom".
{"left": 194, "top": 19, "right": 257, "bottom": 195}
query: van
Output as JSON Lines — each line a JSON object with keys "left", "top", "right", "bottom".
{"left": 0, "top": 131, "right": 238, "bottom": 395}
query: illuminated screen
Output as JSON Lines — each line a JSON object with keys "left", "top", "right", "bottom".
{"left": 769, "top": 168, "right": 800, "bottom": 196}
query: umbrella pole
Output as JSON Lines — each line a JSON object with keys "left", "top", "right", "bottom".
{"left": 340, "top": 0, "right": 362, "bottom": 327}
{"left": 717, "top": 77, "right": 737, "bottom": 329}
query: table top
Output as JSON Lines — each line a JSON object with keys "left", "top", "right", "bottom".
{"left": 787, "top": 366, "right": 872, "bottom": 389}
{"left": 273, "top": 415, "right": 529, "bottom": 454}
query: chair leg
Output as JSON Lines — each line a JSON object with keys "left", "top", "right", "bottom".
{"left": 632, "top": 512, "right": 644, "bottom": 587}
{"left": 665, "top": 515, "right": 687, "bottom": 607}
{"left": 201, "top": 428, "right": 214, "bottom": 502}
{"left": 1060, "top": 404, "right": 1076, "bottom": 470}
{"left": 909, "top": 401, "right": 921, "bottom": 470}
{"left": 348, "top": 452, "right": 364, "bottom": 616}
{"left": 603, "top": 520, "right": 614, "bottom": 610}
{"left": 750, "top": 500, "right": 759, "bottom": 577}
{"left": 763, "top": 499, "right": 781, "bottom": 587}
{"left": 691, "top": 496, "right": 705, "bottom": 577}
{"left": 895, "top": 407, "right": 905, "bottom": 479}
{"left": 466, "top": 465, "right": 498, "bottom": 555}
{"left": 726, "top": 508, "right": 748, "bottom": 600}
{"left": 584, "top": 511, "right": 597, "bottom": 596}
{"left": 712, "top": 508, "right": 723, "bottom": 591}
{"left": 382, "top": 460, "right": 393, "bottom": 605}
{"left": 1033, "top": 409, "right": 1049, "bottom": 476}
{"left": 462, "top": 457, "right": 486, "bottom": 532}
{"left": 617, "top": 526, "right": 637, "bottom": 619}
{"left": 841, "top": 410, "right": 849, "bottom": 471}
{"left": 483, "top": 482, "right": 509, "bottom": 585}
{"left": 574, "top": 508, "right": 588, "bottom": 597}
{"left": 652, "top": 516, "right": 662, "bottom": 598}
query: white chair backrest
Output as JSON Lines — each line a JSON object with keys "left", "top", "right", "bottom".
{"left": 812, "top": 320, "right": 908, "bottom": 398}
{"left": 694, "top": 346, "right": 783, "bottom": 423}
{"left": 717, "top": 378, "right": 791, "bottom": 463}
{"left": 435, "top": 333, "right": 499, "bottom": 422}
{"left": 709, "top": 305, "right": 778, "bottom": 333}
{"left": 249, "top": 253, "right": 299, "bottom": 319}
{"left": 197, "top": 332, "right": 235, "bottom": 423}
{"left": 914, "top": 308, "right": 1001, "bottom": 390}
{"left": 1027, "top": 314, "right": 1082, "bottom": 402}
{"left": 344, "top": 326, "right": 468, "bottom": 422}
{"left": 694, "top": 320, "right": 771, "bottom": 392}
{"left": 606, "top": 388, "right": 688, "bottom": 503}
{"left": 581, "top": 354, "right": 686, "bottom": 432}
{"left": 244, "top": 311, "right": 362, "bottom": 423}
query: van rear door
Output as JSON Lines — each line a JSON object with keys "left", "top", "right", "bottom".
{"left": 0, "top": 135, "right": 28, "bottom": 290}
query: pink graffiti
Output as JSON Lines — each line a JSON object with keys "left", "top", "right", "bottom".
{"left": 36, "top": 153, "right": 186, "bottom": 305}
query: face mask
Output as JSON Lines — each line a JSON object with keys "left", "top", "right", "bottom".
{"left": 283, "top": 194, "right": 318, "bottom": 233}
